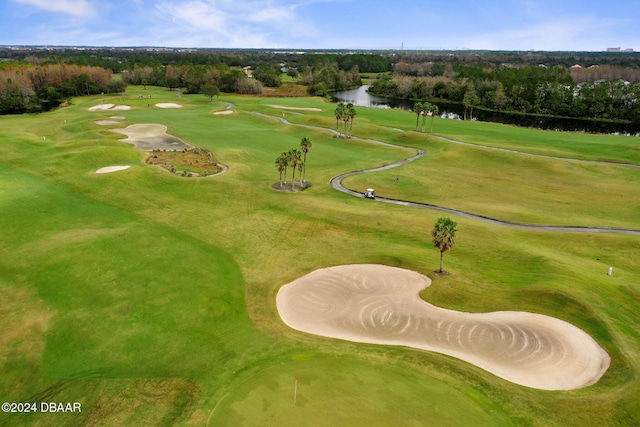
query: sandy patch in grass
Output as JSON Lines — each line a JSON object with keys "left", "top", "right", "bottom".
{"left": 96, "top": 165, "right": 131, "bottom": 174}
{"left": 88, "top": 104, "right": 131, "bottom": 111}
{"left": 267, "top": 104, "right": 321, "bottom": 111}
{"left": 213, "top": 110, "right": 233, "bottom": 115}
{"left": 156, "top": 103, "right": 182, "bottom": 109}
{"left": 94, "top": 120, "right": 122, "bottom": 126}
{"left": 0, "top": 285, "right": 54, "bottom": 364}
{"left": 277, "top": 264, "right": 610, "bottom": 390}
{"left": 110, "top": 116, "right": 126, "bottom": 120}
{"left": 111, "top": 124, "right": 192, "bottom": 151}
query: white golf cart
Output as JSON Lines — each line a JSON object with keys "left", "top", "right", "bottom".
{"left": 364, "top": 188, "right": 376, "bottom": 199}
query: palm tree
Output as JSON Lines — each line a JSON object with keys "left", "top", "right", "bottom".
{"left": 462, "top": 94, "right": 471, "bottom": 120}
{"left": 429, "top": 104, "right": 439, "bottom": 133}
{"left": 432, "top": 217, "right": 458, "bottom": 273}
{"left": 334, "top": 103, "right": 345, "bottom": 137}
{"left": 342, "top": 103, "right": 351, "bottom": 137}
{"left": 346, "top": 102, "right": 357, "bottom": 137}
{"left": 275, "top": 154, "right": 287, "bottom": 188}
{"left": 420, "top": 102, "right": 433, "bottom": 132}
{"left": 413, "top": 101, "right": 424, "bottom": 131}
{"left": 463, "top": 92, "right": 479, "bottom": 120}
{"left": 289, "top": 148, "right": 302, "bottom": 189}
{"left": 281, "top": 151, "right": 291, "bottom": 185}
{"left": 299, "top": 137, "right": 312, "bottom": 183}
{"left": 297, "top": 161, "right": 304, "bottom": 188}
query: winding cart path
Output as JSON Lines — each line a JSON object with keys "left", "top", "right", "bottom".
{"left": 254, "top": 111, "right": 640, "bottom": 235}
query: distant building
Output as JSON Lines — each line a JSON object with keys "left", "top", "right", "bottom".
{"left": 606, "top": 47, "right": 635, "bottom": 53}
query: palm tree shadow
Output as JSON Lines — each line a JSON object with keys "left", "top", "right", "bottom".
{"left": 271, "top": 182, "right": 312, "bottom": 192}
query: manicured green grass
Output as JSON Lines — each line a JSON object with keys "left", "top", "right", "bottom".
{"left": 0, "top": 87, "right": 638, "bottom": 426}
{"left": 209, "top": 356, "right": 509, "bottom": 426}
{"left": 349, "top": 106, "right": 640, "bottom": 165}
{"left": 343, "top": 135, "right": 640, "bottom": 228}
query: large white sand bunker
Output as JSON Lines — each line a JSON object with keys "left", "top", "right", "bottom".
{"left": 267, "top": 104, "right": 322, "bottom": 111}
{"left": 96, "top": 165, "right": 131, "bottom": 174}
{"left": 277, "top": 264, "right": 610, "bottom": 390}
{"left": 111, "top": 124, "right": 192, "bottom": 151}
{"left": 88, "top": 104, "right": 131, "bottom": 111}
{"left": 155, "top": 103, "right": 182, "bottom": 109}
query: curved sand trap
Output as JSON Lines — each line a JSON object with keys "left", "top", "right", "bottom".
{"left": 111, "top": 124, "right": 192, "bottom": 151}
{"left": 267, "top": 104, "right": 321, "bottom": 111}
{"left": 94, "top": 120, "right": 121, "bottom": 126}
{"left": 96, "top": 165, "right": 130, "bottom": 174}
{"left": 277, "top": 264, "right": 610, "bottom": 390}
{"left": 88, "top": 104, "right": 131, "bottom": 111}
{"left": 156, "top": 103, "right": 182, "bottom": 109}
{"left": 213, "top": 110, "right": 233, "bottom": 115}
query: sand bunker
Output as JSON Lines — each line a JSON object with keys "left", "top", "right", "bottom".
{"left": 277, "top": 264, "right": 610, "bottom": 390}
{"left": 155, "top": 103, "right": 182, "bottom": 109}
{"left": 111, "top": 124, "right": 192, "bottom": 151}
{"left": 267, "top": 104, "right": 322, "bottom": 111}
{"left": 88, "top": 104, "right": 131, "bottom": 111}
{"left": 213, "top": 110, "right": 233, "bottom": 115}
{"left": 94, "top": 120, "right": 121, "bottom": 126}
{"left": 96, "top": 165, "right": 131, "bottom": 174}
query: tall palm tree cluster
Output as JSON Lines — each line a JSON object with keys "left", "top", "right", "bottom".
{"left": 334, "top": 102, "right": 357, "bottom": 138}
{"left": 412, "top": 101, "right": 439, "bottom": 133}
{"left": 275, "top": 137, "right": 313, "bottom": 190}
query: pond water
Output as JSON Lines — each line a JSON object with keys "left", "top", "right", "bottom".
{"left": 330, "top": 86, "right": 410, "bottom": 109}
{"left": 331, "top": 85, "right": 640, "bottom": 135}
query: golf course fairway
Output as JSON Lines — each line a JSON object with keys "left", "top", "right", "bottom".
{"left": 0, "top": 86, "right": 638, "bottom": 426}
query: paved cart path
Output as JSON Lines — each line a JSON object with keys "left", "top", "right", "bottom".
{"left": 254, "top": 111, "right": 640, "bottom": 235}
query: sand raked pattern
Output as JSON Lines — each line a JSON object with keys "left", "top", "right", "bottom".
{"left": 277, "top": 264, "right": 610, "bottom": 390}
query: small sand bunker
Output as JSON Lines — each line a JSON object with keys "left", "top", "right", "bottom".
{"left": 96, "top": 165, "right": 131, "bottom": 174}
{"left": 156, "top": 103, "right": 182, "bottom": 109}
{"left": 267, "top": 104, "right": 321, "bottom": 111}
{"left": 213, "top": 110, "right": 233, "bottom": 115}
{"left": 110, "top": 116, "right": 126, "bottom": 120}
{"left": 88, "top": 104, "right": 131, "bottom": 111}
{"left": 94, "top": 120, "right": 121, "bottom": 126}
{"left": 111, "top": 124, "right": 192, "bottom": 151}
{"left": 277, "top": 264, "right": 610, "bottom": 390}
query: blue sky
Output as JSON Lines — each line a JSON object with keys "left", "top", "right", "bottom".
{"left": 1, "top": 0, "right": 639, "bottom": 51}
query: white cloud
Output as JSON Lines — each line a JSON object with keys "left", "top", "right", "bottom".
{"left": 12, "top": 0, "right": 96, "bottom": 17}
{"left": 247, "top": 3, "right": 296, "bottom": 23}
{"left": 156, "top": 1, "right": 227, "bottom": 31}
{"left": 152, "top": 0, "right": 312, "bottom": 48}
{"left": 458, "top": 16, "right": 622, "bottom": 51}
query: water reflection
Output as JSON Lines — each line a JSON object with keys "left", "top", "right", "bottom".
{"left": 330, "top": 85, "right": 640, "bottom": 134}
{"left": 330, "top": 85, "right": 410, "bottom": 109}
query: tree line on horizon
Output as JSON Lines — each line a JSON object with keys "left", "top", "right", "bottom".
{"left": 3, "top": 47, "right": 640, "bottom": 120}
{"left": 369, "top": 62, "right": 640, "bottom": 123}
{"left": 0, "top": 63, "right": 126, "bottom": 114}
{"left": 0, "top": 53, "right": 365, "bottom": 113}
